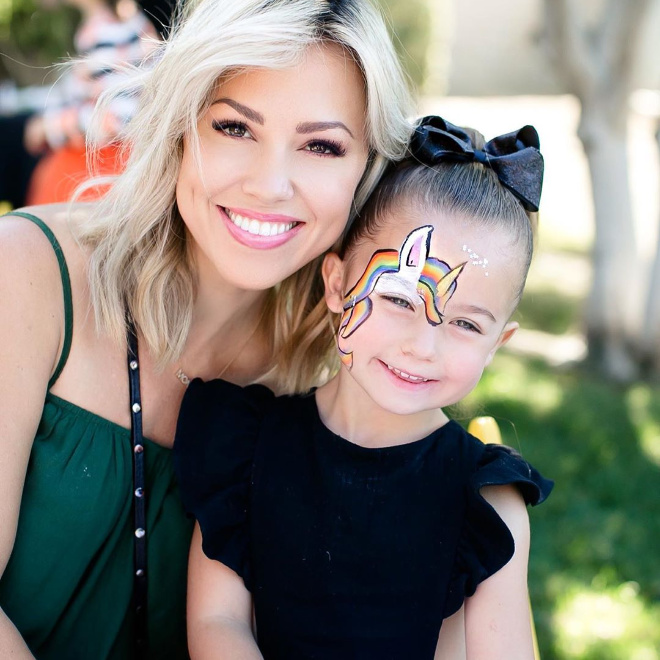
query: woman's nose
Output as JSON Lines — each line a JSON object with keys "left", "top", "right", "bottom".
{"left": 241, "top": 147, "right": 294, "bottom": 203}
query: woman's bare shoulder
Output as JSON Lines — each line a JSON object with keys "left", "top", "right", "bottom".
{"left": 0, "top": 203, "right": 95, "bottom": 339}
{"left": 1, "top": 203, "right": 93, "bottom": 282}
{"left": 2, "top": 202, "right": 90, "bottom": 247}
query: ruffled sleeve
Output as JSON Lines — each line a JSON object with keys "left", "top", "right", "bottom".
{"left": 173, "top": 377, "right": 274, "bottom": 588}
{"left": 443, "top": 443, "right": 553, "bottom": 617}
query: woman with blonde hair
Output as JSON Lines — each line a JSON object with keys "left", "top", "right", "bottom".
{"left": 0, "top": 0, "right": 414, "bottom": 657}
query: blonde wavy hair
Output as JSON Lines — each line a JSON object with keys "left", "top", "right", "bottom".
{"left": 79, "top": 0, "right": 414, "bottom": 394}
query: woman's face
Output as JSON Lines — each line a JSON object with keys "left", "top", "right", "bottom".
{"left": 177, "top": 42, "right": 370, "bottom": 291}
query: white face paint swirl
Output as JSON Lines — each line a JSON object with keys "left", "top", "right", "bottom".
{"left": 374, "top": 275, "right": 424, "bottom": 306}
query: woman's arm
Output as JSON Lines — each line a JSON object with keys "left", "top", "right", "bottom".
{"left": 0, "top": 217, "right": 66, "bottom": 658}
{"left": 187, "top": 524, "right": 263, "bottom": 660}
{"left": 464, "top": 484, "right": 535, "bottom": 660}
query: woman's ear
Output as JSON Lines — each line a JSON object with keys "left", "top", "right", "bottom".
{"left": 485, "top": 321, "right": 518, "bottom": 366}
{"left": 322, "top": 253, "right": 346, "bottom": 314}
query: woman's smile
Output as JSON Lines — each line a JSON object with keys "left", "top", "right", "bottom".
{"left": 220, "top": 206, "right": 303, "bottom": 248}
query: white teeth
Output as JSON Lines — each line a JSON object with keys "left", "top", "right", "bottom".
{"left": 225, "top": 208, "right": 296, "bottom": 237}
{"left": 386, "top": 364, "right": 429, "bottom": 383}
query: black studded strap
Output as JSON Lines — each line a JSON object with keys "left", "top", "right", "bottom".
{"left": 127, "top": 320, "right": 148, "bottom": 655}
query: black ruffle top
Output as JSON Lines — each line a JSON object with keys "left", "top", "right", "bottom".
{"left": 174, "top": 378, "right": 552, "bottom": 660}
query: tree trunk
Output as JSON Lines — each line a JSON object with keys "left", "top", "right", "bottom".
{"left": 580, "top": 114, "right": 639, "bottom": 379}
{"left": 640, "top": 125, "right": 660, "bottom": 376}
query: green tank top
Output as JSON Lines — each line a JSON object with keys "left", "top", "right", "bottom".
{"left": 0, "top": 212, "right": 193, "bottom": 659}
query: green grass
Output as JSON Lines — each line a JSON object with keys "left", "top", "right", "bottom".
{"left": 452, "top": 353, "right": 660, "bottom": 659}
{"left": 515, "top": 289, "right": 582, "bottom": 336}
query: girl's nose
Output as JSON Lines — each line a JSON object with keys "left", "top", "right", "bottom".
{"left": 401, "top": 320, "right": 440, "bottom": 361}
{"left": 241, "top": 148, "right": 294, "bottom": 203}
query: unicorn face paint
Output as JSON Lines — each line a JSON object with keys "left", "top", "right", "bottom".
{"left": 323, "top": 213, "right": 522, "bottom": 421}
{"left": 337, "top": 226, "right": 465, "bottom": 368}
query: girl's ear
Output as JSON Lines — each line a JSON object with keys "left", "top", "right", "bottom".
{"left": 485, "top": 321, "right": 518, "bottom": 366}
{"left": 322, "top": 253, "right": 346, "bottom": 314}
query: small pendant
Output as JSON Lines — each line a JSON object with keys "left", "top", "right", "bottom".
{"left": 175, "top": 368, "right": 190, "bottom": 386}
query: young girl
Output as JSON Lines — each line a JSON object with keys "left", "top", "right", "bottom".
{"left": 174, "top": 116, "right": 553, "bottom": 659}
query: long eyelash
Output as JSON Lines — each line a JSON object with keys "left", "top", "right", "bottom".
{"left": 381, "top": 294, "right": 414, "bottom": 310}
{"left": 456, "top": 320, "right": 480, "bottom": 333}
{"left": 211, "top": 119, "right": 248, "bottom": 133}
{"left": 309, "top": 139, "right": 346, "bottom": 157}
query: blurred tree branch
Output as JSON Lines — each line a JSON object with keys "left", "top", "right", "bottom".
{"left": 376, "top": 0, "right": 431, "bottom": 90}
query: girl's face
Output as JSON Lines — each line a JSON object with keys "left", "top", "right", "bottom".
{"left": 323, "top": 210, "right": 523, "bottom": 418}
{"left": 177, "top": 42, "right": 369, "bottom": 291}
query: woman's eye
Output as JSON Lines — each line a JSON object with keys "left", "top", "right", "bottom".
{"left": 382, "top": 295, "right": 414, "bottom": 310}
{"left": 453, "top": 319, "right": 479, "bottom": 333}
{"left": 305, "top": 140, "right": 346, "bottom": 157}
{"left": 212, "top": 120, "right": 251, "bottom": 139}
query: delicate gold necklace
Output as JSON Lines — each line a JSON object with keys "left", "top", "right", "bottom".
{"left": 175, "top": 307, "right": 266, "bottom": 387}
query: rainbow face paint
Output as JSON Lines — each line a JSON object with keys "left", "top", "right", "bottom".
{"left": 337, "top": 225, "right": 465, "bottom": 368}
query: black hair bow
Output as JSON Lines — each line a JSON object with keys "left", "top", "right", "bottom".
{"left": 409, "top": 115, "right": 544, "bottom": 212}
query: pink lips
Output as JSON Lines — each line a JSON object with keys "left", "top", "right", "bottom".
{"left": 378, "top": 360, "right": 436, "bottom": 390}
{"left": 220, "top": 206, "right": 303, "bottom": 250}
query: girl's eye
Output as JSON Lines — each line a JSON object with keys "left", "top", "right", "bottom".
{"left": 382, "top": 295, "right": 414, "bottom": 311}
{"left": 212, "top": 120, "right": 251, "bottom": 139}
{"left": 453, "top": 319, "right": 480, "bottom": 333}
{"left": 304, "top": 140, "right": 346, "bottom": 157}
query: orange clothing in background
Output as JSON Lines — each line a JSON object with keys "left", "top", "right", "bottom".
{"left": 26, "top": 143, "right": 126, "bottom": 205}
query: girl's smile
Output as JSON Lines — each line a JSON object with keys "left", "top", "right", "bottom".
{"left": 381, "top": 361, "right": 434, "bottom": 384}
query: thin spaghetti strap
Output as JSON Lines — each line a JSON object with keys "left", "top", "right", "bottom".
{"left": 4, "top": 211, "right": 74, "bottom": 389}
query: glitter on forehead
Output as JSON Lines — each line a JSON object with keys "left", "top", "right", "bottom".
{"left": 462, "top": 244, "right": 489, "bottom": 277}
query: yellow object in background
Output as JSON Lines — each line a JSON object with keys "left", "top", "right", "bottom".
{"left": 467, "top": 416, "right": 541, "bottom": 660}
{"left": 467, "top": 416, "right": 503, "bottom": 445}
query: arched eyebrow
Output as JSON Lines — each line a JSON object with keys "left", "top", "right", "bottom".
{"left": 212, "top": 98, "right": 264, "bottom": 124}
{"left": 210, "top": 99, "right": 354, "bottom": 138}
{"left": 456, "top": 304, "right": 497, "bottom": 323}
{"left": 296, "top": 121, "right": 354, "bottom": 138}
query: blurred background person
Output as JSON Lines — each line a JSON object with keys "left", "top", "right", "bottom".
{"left": 0, "top": 0, "right": 158, "bottom": 209}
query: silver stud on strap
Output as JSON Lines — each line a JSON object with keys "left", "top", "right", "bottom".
{"left": 135, "top": 528, "right": 146, "bottom": 538}
{"left": 129, "top": 360, "right": 138, "bottom": 370}
{"left": 132, "top": 402, "right": 141, "bottom": 413}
